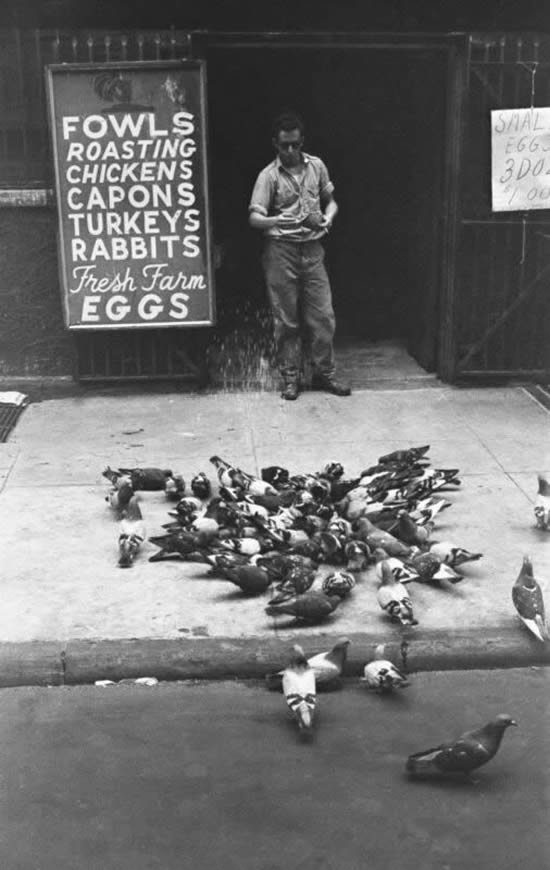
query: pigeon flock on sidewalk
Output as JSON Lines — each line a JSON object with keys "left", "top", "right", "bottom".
{"left": 101, "top": 450, "right": 549, "bottom": 775}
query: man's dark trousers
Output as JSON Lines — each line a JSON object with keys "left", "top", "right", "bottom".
{"left": 262, "top": 238, "right": 336, "bottom": 383}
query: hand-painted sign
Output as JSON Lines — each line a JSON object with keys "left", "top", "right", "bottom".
{"left": 491, "top": 107, "right": 550, "bottom": 212}
{"left": 46, "top": 60, "right": 215, "bottom": 328}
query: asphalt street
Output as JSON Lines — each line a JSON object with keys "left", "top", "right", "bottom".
{"left": 0, "top": 667, "right": 548, "bottom": 870}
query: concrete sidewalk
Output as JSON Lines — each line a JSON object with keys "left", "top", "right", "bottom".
{"left": 0, "top": 383, "right": 549, "bottom": 685}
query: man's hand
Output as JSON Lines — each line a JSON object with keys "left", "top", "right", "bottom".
{"left": 276, "top": 213, "right": 301, "bottom": 227}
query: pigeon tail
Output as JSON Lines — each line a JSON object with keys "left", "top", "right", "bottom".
{"left": 537, "top": 474, "right": 550, "bottom": 496}
{"left": 406, "top": 749, "right": 442, "bottom": 776}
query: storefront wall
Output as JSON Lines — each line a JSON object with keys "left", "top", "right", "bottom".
{"left": 0, "top": 20, "right": 548, "bottom": 381}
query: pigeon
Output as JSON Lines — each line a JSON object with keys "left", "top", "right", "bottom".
{"left": 361, "top": 644, "right": 410, "bottom": 692}
{"left": 374, "top": 554, "right": 420, "bottom": 585}
{"left": 266, "top": 638, "right": 351, "bottom": 691}
{"left": 209, "top": 455, "right": 251, "bottom": 490}
{"left": 378, "top": 445, "right": 430, "bottom": 465}
{"left": 206, "top": 552, "right": 251, "bottom": 577}
{"left": 512, "top": 555, "right": 549, "bottom": 641}
{"left": 319, "top": 461, "right": 345, "bottom": 481}
{"left": 105, "top": 474, "right": 134, "bottom": 513}
{"left": 534, "top": 474, "right": 550, "bottom": 531}
{"left": 429, "top": 541, "right": 482, "bottom": 568}
{"left": 148, "top": 529, "right": 207, "bottom": 562}
{"left": 220, "top": 564, "right": 271, "bottom": 596}
{"left": 267, "top": 562, "right": 317, "bottom": 604}
{"left": 406, "top": 714, "right": 518, "bottom": 778}
{"left": 265, "top": 591, "right": 342, "bottom": 624}
{"left": 354, "top": 517, "right": 412, "bottom": 559}
{"left": 117, "top": 467, "right": 173, "bottom": 491}
{"left": 344, "top": 540, "right": 371, "bottom": 573}
{"left": 321, "top": 571, "right": 356, "bottom": 599}
{"left": 261, "top": 465, "right": 290, "bottom": 488}
{"left": 376, "top": 560, "right": 418, "bottom": 626}
{"left": 220, "top": 536, "right": 262, "bottom": 557}
{"left": 405, "top": 551, "right": 462, "bottom": 585}
{"left": 118, "top": 495, "right": 146, "bottom": 568}
{"left": 190, "top": 472, "right": 212, "bottom": 500}
{"left": 396, "top": 511, "right": 434, "bottom": 548}
{"left": 282, "top": 645, "right": 317, "bottom": 736}
{"left": 409, "top": 496, "right": 451, "bottom": 525}
{"left": 190, "top": 516, "right": 220, "bottom": 540}
{"left": 303, "top": 638, "right": 350, "bottom": 685}
{"left": 164, "top": 474, "right": 186, "bottom": 501}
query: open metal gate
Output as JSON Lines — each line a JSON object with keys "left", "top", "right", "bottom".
{"left": 450, "top": 33, "right": 550, "bottom": 381}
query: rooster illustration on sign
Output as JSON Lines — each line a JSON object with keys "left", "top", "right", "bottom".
{"left": 93, "top": 71, "right": 152, "bottom": 113}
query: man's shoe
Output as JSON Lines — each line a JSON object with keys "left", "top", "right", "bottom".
{"left": 312, "top": 373, "right": 351, "bottom": 396}
{"left": 281, "top": 381, "right": 299, "bottom": 401}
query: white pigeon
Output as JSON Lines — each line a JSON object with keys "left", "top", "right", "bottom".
{"left": 361, "top": 644, "right": 410, "bottom": 692}
{"left": 534, "top": 474, "right": 550, "bottom": 531}
{"left": 429, "top": 541, "right": 482, "bottom": 568}
{"left": 512, "top": 555, "right": 549, "bottom": 642}
{"left": 266, "top": 639, "right": 350, "bottom": 691}
{"left": 376, "top": 560, "right": 418, "bottom": 626}
{"left": 374, "top": 555, "right": 419, "bottom": 585}
{"left": 118, "top": 495, "right": 146, "bottom": 568}
{"left": 282, "top": 645, "right": 317, "bottom": 736}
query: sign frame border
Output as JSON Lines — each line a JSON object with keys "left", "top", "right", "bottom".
{"left": 45, "top": 58, "right": 216, "bottom": 330}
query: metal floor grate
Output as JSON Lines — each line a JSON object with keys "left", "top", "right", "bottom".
{"left": 0, "top": 397, "right": 28, "bottom": 443}
{"left": 525, "top": 384, "right": 550, "bottom": 412}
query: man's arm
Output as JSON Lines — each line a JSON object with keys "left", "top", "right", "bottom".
{"left": 321, "top": 194, "right": 338, "bottom": 229}
{"left": 249, "top": 211, "right": 283, "bottom": 230}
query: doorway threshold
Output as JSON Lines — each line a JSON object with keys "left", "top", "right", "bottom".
{"left": 334, "top": 337, "right": 440, "bottom": 390}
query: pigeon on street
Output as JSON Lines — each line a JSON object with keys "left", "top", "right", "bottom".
{"left": 512, "top": 555, "right": 549, "bottom": 641}
{"left": 266, "top": 638, "right": 350, "bottom": 691}
{"left": 282, "top": 645, "right": 317, "bottom": 736}
{"left": 406, "top": 714, "right": 518, "bottom": 778}
{"left": 361, "top": 644, "right": 410, "bottom": 692}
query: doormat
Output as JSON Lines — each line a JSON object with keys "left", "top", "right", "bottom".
{"left": 0, "top": 392, "right": 29, "bottom": 443}
{"left": 525, "top": 384, "right": 550, "bottom": 412}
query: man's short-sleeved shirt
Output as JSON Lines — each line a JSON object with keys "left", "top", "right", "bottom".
{"left": 249, "top": 153, "right": 335, "bottom": 241}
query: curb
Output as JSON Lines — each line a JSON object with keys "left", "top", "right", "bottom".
{"left": 0, "top": 628, "right": 549, "bottom": 688}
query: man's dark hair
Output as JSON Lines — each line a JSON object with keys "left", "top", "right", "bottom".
{"left": 272, "top": 111, "right": 305, "bottom": 139}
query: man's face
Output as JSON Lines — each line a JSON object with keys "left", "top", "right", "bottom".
{"left": 274, "top": 128, "right": 304, "bottom": 167}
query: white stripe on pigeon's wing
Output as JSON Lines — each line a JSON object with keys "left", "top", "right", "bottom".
{"left": 282, "top": 652, "right": 317, "bottom": 731}
{"left": 512, "top": 556, "right": 549, "bottom": 642}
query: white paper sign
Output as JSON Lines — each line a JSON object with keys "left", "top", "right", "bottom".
{"left": 491, "top": 107, "right": 550, "bottom": 211}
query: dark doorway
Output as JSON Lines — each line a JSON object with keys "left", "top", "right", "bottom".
{"left": 206, "top": 43, "right": 448, "bottom": 372}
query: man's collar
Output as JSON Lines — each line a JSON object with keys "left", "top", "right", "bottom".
{"left": 275, "top": 153, "right": 310, "bottom": 170}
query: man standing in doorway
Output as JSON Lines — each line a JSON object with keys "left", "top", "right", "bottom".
{"left": 248, "top": 112, "right": 351, "bottom": 400}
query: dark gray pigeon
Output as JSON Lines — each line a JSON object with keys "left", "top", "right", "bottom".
{"left": 406, "top": 714, "right": 517, "bottom": 778}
